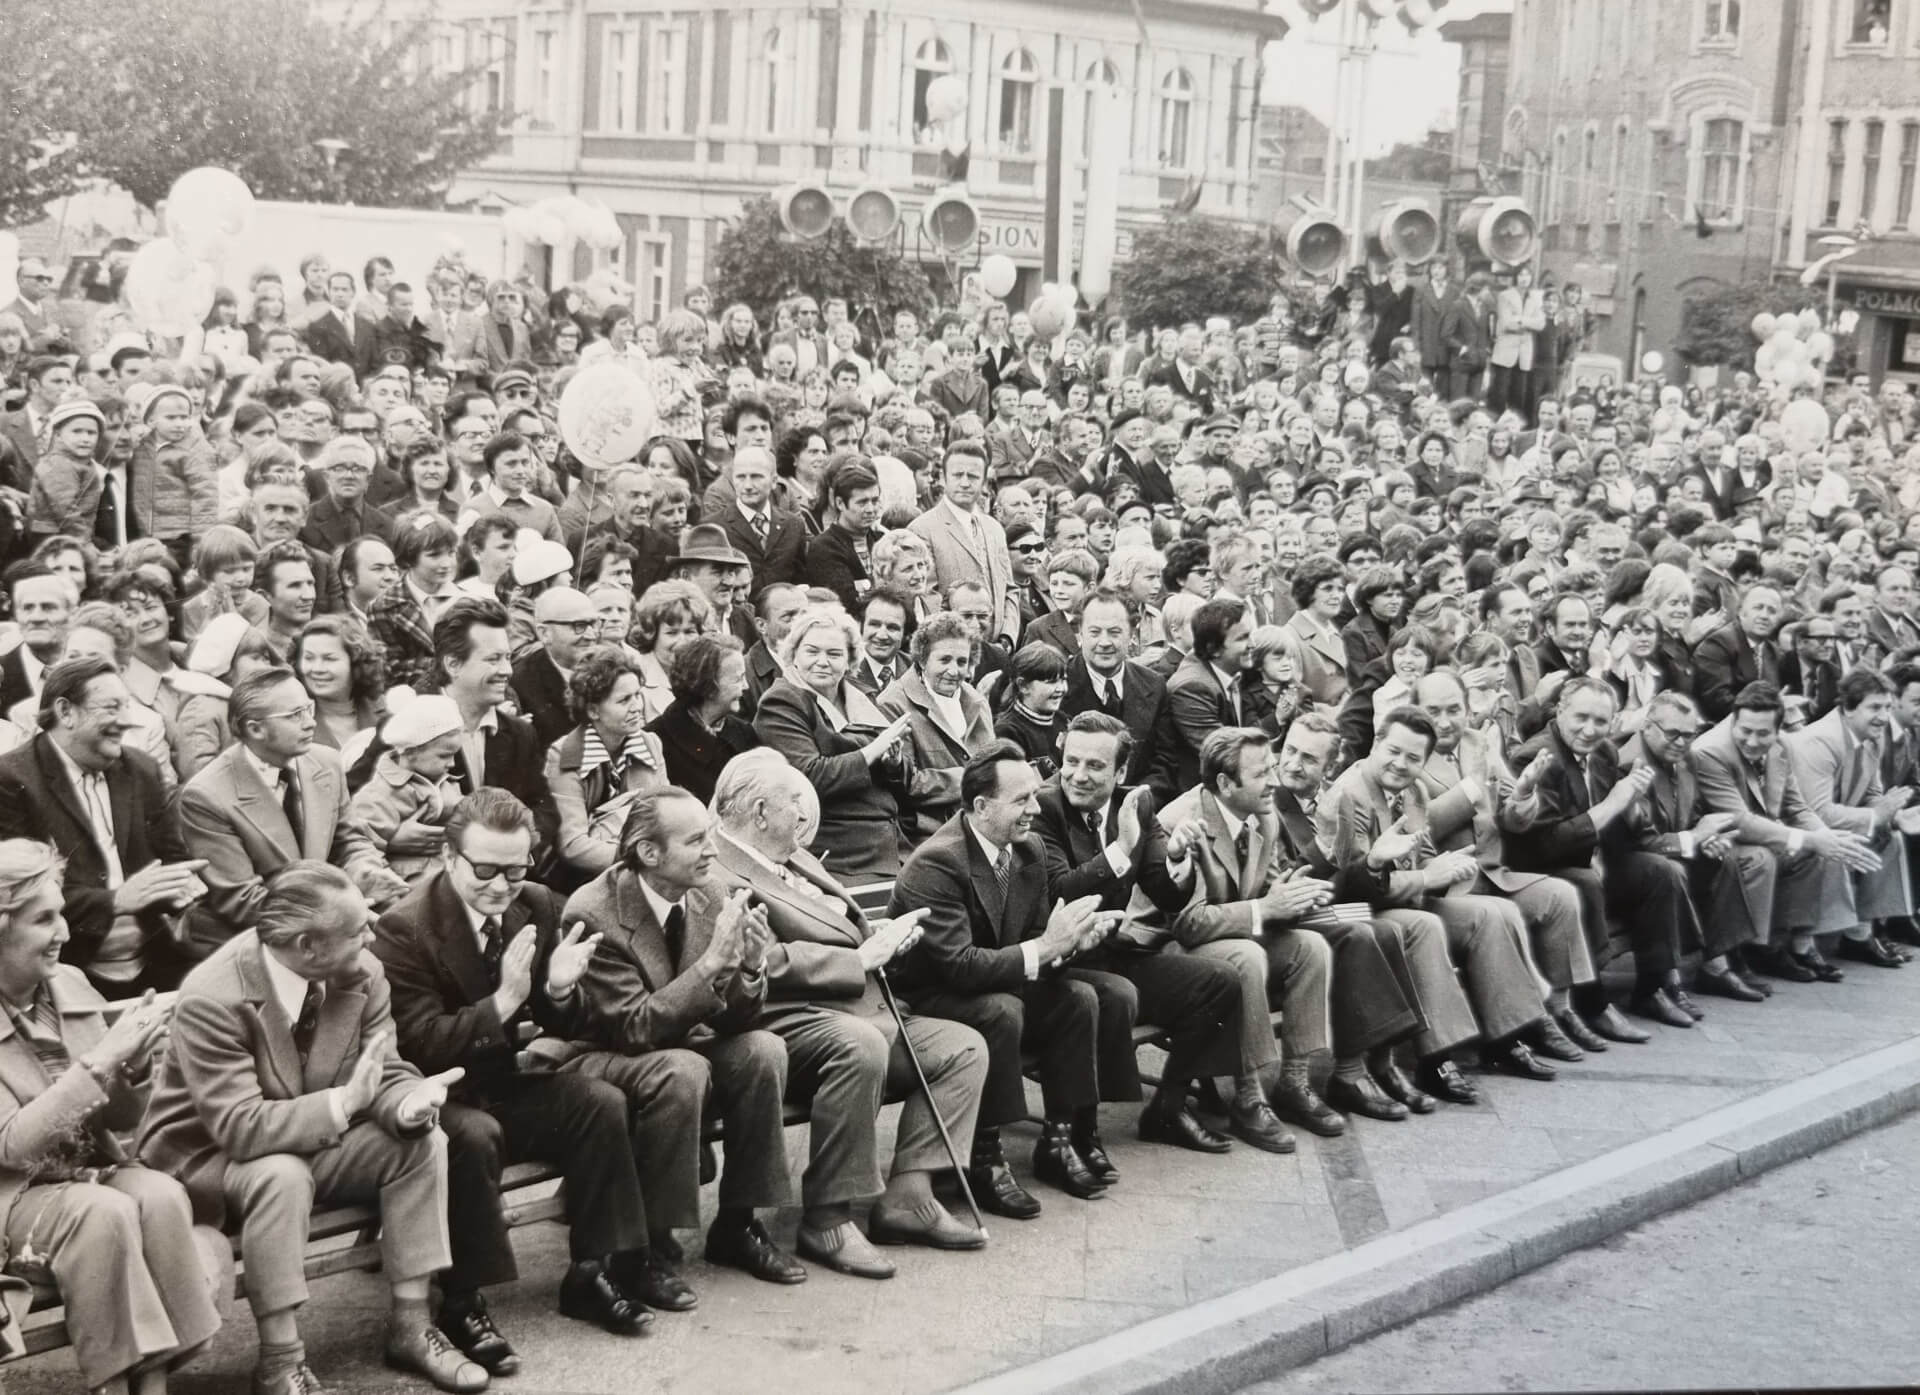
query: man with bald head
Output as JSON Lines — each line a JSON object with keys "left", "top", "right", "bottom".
{"left": 717, "top": 445, "right": 807, "bottom": 594}
{"left": 513, "top": 588, "right": 603, "bottom": 747}
{"left": 566, "top": 465, "right": 678, "bottom": 595}
{"left": 1867, "top": 564, "right": 1920, "bottom": 656}
{"left": 1696, "top": 585, "right": 1786, "bottom": 723}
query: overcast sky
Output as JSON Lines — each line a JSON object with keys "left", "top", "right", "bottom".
{"left": 1259, "top": 0, "right": 1508, "bottom": 156}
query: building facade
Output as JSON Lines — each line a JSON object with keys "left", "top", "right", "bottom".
{"left": 1501, "top": 0, "right": 1920, "bottom": 384}
{"left": 348, "top": 0, "right": 1288, "bottom": 318}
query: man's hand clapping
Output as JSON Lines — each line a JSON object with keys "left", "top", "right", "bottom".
{"left": 858, "top": 907, "right": 927, "bottom": 973}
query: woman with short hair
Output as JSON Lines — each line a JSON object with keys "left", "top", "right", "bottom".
{"left": 629, "top": 579, "right": 717, "bottom": 724}
{"left": 648, "top": 632, "right": 761, "bottom": 805}
{"left": 0, "top": 840, "right": 224, "bottom": 1395}
{"left": 878, "top": 612, "right": 996, "bottom": 842}
{"left": 367, "top": 513, "right": 463, "bottom": 690}
{"left": 546, "top": 648, "right": 668, "bottom": 878}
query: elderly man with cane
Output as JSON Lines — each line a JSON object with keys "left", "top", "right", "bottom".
{"left": 706, "top": 750, "right": 990, "bottom": 1278}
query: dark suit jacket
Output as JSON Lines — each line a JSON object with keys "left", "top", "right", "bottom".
{"left": 1144, "top": 361, "right": 1216, "bottom": 414}
{"left": 1109, "top": 446, "right": 1176, "bottom": 509}
{"left": 648, "top": 698, "right": 762, "bottom": 806}
{"left": 300, "top": 494, "right": 395, "bottom": 552}
{"left": 1410, "top": 285, "right": 1456, "bottom": 370}
{"left": 1166, "top": 654, "right": 1242, "bottom": 794}
{"left": 742, "top": 640, "right": 782, "bottom": 720}
{"left": 804, "top": 526, "right": 881, "bottom": 611}
{"left": 511, "top": 647, "right": 574, "bottom": 750}
{"left": 889, "top": 813, "right": 1051, "bottom": 997}
{"left": 0, "top": 735, "right": 188, "bottom": 977}
{"left": 563, "top": 865, "right": 765, "bottom": 1053}
{"left": 302, "top": 310, "right": 381, "bottom": 376}
{"left": 1694, "top": 624, "right": 1780, "bottom": 723}
{"left": 373, "top": 872, "right": 578, "bottom": 1104}
{"left": 0, "top": 647, "right": 34, "bottom": 718}
{"left": 1032, "top": 781, "right": 1185, "bottom": 914}
{"left": 718, "top": 504, "right": 808, "bottom": 594}
{"left": 1501, "top": 724, "right": 1617, "bottom": 872}
{"left": 1441, "top": 294, "right": 1491, "bottom": 372}
{"left": 1059, "top": 657, "right": 1180, "bottom": 794}
{"left": 1024, "top": 609, "right": 1076, "bottom": 656}
{"left": 348, "top": 709, "right": 559, "bottom": 861}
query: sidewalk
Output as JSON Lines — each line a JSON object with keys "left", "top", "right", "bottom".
{"left": 11, "top": 964, "right": 1920, "bottom": 1395}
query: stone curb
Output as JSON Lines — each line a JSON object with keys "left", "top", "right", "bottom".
{"left": 948, "top": 1035, "right": 1920, "bottom": 1395}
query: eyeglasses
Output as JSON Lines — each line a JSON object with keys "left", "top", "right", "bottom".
{"left": 263, "top": 703, "right": 317, "bottom": 723}
{"left": 456, "top": 849, "right": 532, "bottom": 884}
{"left": 21, "top": 274, "right": 53, "bottom": 284}
{"left": 1011, "top": 543, "right": 1046, "bottom": 555}
{"left": 543, "top": 618, "right": 600, "bottom": 634}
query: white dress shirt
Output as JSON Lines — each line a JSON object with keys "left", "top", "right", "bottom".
{"left": 967, "top": 820, "right": 1043, "bottom": 980}
{"left": 261, "top": 947, "right": 350, "bottom": 1130}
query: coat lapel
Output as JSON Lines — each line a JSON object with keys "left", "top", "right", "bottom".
{"left": 236, "top": 939, "right": 306, "bottom": 1099}
{"left": 31, "top": 737, "right": 95, "bottom": 846}
{"left": 304, "top": 979, "right": 367, "bottom": 1091}
{"left": 616, "top": 871, "right": 681, "bottom": 984}
{"left": 231, "top": 751, "right": 301, "bottom": 861}
{"left": 429, "top": 874, "right": 496, "bottom": 1004}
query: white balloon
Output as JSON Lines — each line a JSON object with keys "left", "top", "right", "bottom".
{"left": 559, "top": 362, "right": 659, "bottom": 469}
{"left": 1781, "top": 398, "right": 1831, "bottom": 453}
{"left": 1797, "top": 309, "right": 1822, "bottom": 336}
{"left": 126, "top": 240, "right": 215, "bottom": 338}
{"left": 1755, "top": 342, "right": 1778, "bottom": 377}
{"left": 925, "top": 75, "right": 968, "bottom": 125}
{"left": 1808, "top": 330, "right": 1836, "bottom": 362}
{"left": 533, "top": 213, "right": 568, "bottom": 246}
{"left": 165, "top": 167, "right": 254, "bottom": 264}
{"left": 980, "top": 254, "right": 1017, "bottom": 299}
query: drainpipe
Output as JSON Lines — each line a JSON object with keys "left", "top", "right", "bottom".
{"left": 1788, "top": 0, "right": 1834, "bottom": 268}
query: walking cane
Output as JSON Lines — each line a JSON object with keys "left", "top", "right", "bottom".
{"left": 873, "top": 966, "right": 987, "bottom": 1233}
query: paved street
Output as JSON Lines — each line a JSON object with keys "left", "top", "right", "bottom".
{"left": 10, "top": 962, "right": 1920, "bottom": 1395}
{"left": 1245, "top": 1109, "right": 1920, "bottom": 1394}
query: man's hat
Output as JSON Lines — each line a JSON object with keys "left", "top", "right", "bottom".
{"left": 672, "top": 523, "right": 752, "bottom": 569}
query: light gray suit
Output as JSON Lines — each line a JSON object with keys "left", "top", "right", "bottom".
{"left": 908, "top": 499, "right": 1018, "bottom": 643}
{"left": 1786, "top": 708, "right": 1913, "bottom": 922}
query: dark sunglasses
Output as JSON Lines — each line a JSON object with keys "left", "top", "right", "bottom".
{"left": 457, "top": 850, "right": 532, "bottom": 883}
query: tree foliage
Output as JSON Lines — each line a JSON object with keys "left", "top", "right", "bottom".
{"left": 706, "top": 197, "right": 938, "bottom": 333}
{"left": 1675, "top": 276, "right": 1819, "bottom": 369}
{"left": 1113, "top": 215, "right": 1290, "bottom": 331}
{"left": 0, "top": 0, "right": 503, "bottom": 226}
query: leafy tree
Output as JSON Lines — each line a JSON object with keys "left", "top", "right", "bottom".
{"left": 707, "top": 197, "right": 938, "bottom": 334}
{"left": 1675, "top": 276, "right": 1818, "bottom": 369}
{"left": 66, "top": 0, "right": 502, "bottom": 211}
{"left": 0, "top": 7, "right": 99, "bottom": 228}
{"left": 1113, "top": 215, "right": 1291, "bottom": 331}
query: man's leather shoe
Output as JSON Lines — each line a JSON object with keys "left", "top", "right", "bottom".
{"left": 795, "top": 1221, "right": 896, "bottom": 1279}
{"left": 1670, "top": 986, "right": 1706, "bottom": 1021}
{"left": 1270, "top": 1078, "right": 1347, "bottom": 1137}
{"left": 1553, "top": 1009, "right": 1608, "bottom": 1053}
{"left": 1525, "top": 1016, "right": 1584, "bottom": 1063}
{"left": 1139, "top": 1102, "right": 1233, "bottom": 1153}
{"left": 253, "top": 1364, "right": 326, "bottom": 1395}
{"left": 1325, "top": 1072, "right": 1408, "bottom": 1121}
{"left": 1227, "top": 1096, "right": 1298, "bottom": 1152}
{"left": 1414, "top": 1058, "right": 1479, "bottom": 1105}
{"left": 1628, "top": 988, "right": 1693, "bottom": 1028}
{"left": 706, "top": 1217, "right": 807, "bottom": 1285}
{"left": 1374, "top": 1060, "right": 1437, "bottom": 1113}
{"left": 1695, "top": 967, "right": 1765, "bottom": 1003}
{"left": 614, "top": 1250, "right": 697, "bottom": 1312}
{"left": 1071, "top": 1127, "right": 1119, "bottom": 1184}
{"left": 1881, "top": 917, "right": 1920, "bottom": 948}
{"left": 651, "top": 1233, "right": 685, "bottom": 1264}
{"left": 437, "top": 1296, "right": 520, "bottom": 1375}
{"left": 1793, "top": 946, "right": 1845, "bottom": 982}
{"left": 868, "top": 1198, "right": 987, "bottom": 1250}
{"left": 1486, "top": 1040, "right": 1557, "bottom": 1081}
{"left": 1838, "top": 935, "right": 1903, "bottom": 969}
{"left": 1738, "top": 967, "right": 1774, "bottom": 997}
{"left": 1033, "top": 1122, "right": 1108, "bottom": 1199}
{"left": 1587, "top": 1003, "right": 1652, "bottom": 1043}
{"left": 558, "top": 1260, "right": 651, "bottom": 1335}
{"left": 1751, "top": 944, "right": 1816, "bottom": 982}
{"left": 965, "top": 1158, "right": 1043, "bottom": 1219}
{"left": 385, "top": 1326, "right": 489, "bottom": 1392}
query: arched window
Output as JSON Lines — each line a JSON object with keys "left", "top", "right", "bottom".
{"left": 998, "top": 48, "right": 1039, "bottom": 154}
{"left": 1158, "top": 68, "right": 1194, "bottom": 168}
{"left": 760, "top": 29, "right": 781, "bottom": 134}
{"left": 1083, "top": 58, "right": 1121, "bottom": 160}
{"left": 911, "top": 37, "right": 953, "bottom": 138}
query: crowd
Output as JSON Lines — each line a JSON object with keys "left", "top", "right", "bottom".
{"left": 2, "top": 235, "right": 1920, "bottom": 1395}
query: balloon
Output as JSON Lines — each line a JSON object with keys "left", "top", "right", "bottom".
{"left": 533, "top": 213, "right": 567, "bottom": 246}
{"left": 558, "top": 362, "right": 658, "bottom": 469}
{"left": 164, "top": 167, "right": 254, "bottom": 263}
{"left": 1768, "top": 328, "right": 1800, "bottom": 358}
{"left": 1808, "top": 330, "right": 1835, "bottom": 362}
{"left": 925, "top": 74, "right": 968, "bottom": 125}
{"left": 1798, "top": 309, "right": 1822, "bottom": 336}
{"left": 1781, "top": 398, "right": 1830, "bottom": 454}
{"left": 1640, "top": 350, "right": 1665, "bottom": 376}
{"left": 979, "top": 254, "right": 1017, "bottom": 299}
{"left": 1028, "top": 296, "right": 1067, "bottom": 341}
{"left": 1755, "top": 342, "right": 1778, "bottom": 377}
{"left": 582, "top": 201, "right": 624, "bottom": 252}
{"left": 1751, "top": 312, "right": 1777, "bottom": 341}
{"left": 125, "top": 240, "right": 215, "bottom": 337}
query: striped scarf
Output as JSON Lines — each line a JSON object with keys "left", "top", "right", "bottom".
{"left": 581, "top": 726, "right": 653, "bottom": 787}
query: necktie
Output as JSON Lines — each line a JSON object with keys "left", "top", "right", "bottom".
{"left": 752, "top": 511, "right": 770, "bottom": 542}
{"left": 1085, "top": 808, "right": 1104, "bottom": 842}
{"left": 1101, "top": 679, "right": 1124, "bottom": 717}
{"left": 96, "top": 472, "right": 119, "bottom": 549}
{"left": 280, "top": 771, "right": 306, "bottom": 849}
{"left": 992, "top": 847, "right": 1012, "bottom": 900}
{"left": 1234, "top": 822, "right": 1252, "bottom": 871}
{"left": 663, "top": 904, "right": 687, "bottom": 963}
{"left": 293, "top": 982, "right": 323, "bottom": 1063}
{"left": 1846, "top": 741, "right": 1870, "bottom": 802}
{"left": 480, "top": 916, "right": 504, "bottom": 986}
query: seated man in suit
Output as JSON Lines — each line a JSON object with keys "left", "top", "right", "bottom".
{"left": 888, "top": 743, "right": 1118, "bottom": 1218}
{"left": 1409, "top": 670, "right": 1606, "bottom": 1056}
{"left": 1126, "top": 726, "right": 1346, "bottom": 1146}
{"left": 300, "top": 436, "right": 395, "bottom": 552}
{"left": 562, "top": 787, "right": 804, "bottom": 1286}
{"left": 179, "top": 666, "right": 407, "bottom": 956}
{"left": 710, "top": 750, "right": 989, "bottom": 1279}
{"left": 1695, "top": 586, "right": 1786, "bottom": 725}
{"left": 1057, "top": 590, "right": 1180, "bottom": 796}
{"left": 510, "top": 587, "right": 601, "bottom": 749}
{"left": 1502, "top": 677, "right": 1707, "bottom": 1032}
{"left": 375, "top": 789, "right": 663, "bottom": 1362}
{"left": 1165, "top": 597, "right": 1254, "bottom": 795}
{"left": 1319, "top": 707, "right": 1561, "bottom": 1092}
{"left": 138, "top": 862, "right": 478, "bottom": 1395}
{"left": 1614, "top": 691, "right": 1779, "bottom": 1002}
{"left": 1692, "top": 681, "right": 1882, "bottom": 983}
{"left": 0, "top": 655, "right": 209, "bottom": 995}
{"left": 1033, "top": 714, "right": 1251, "bottom": 1153}
{"left": 1784, "top": 668, "right": 1915, "bottom": 969}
